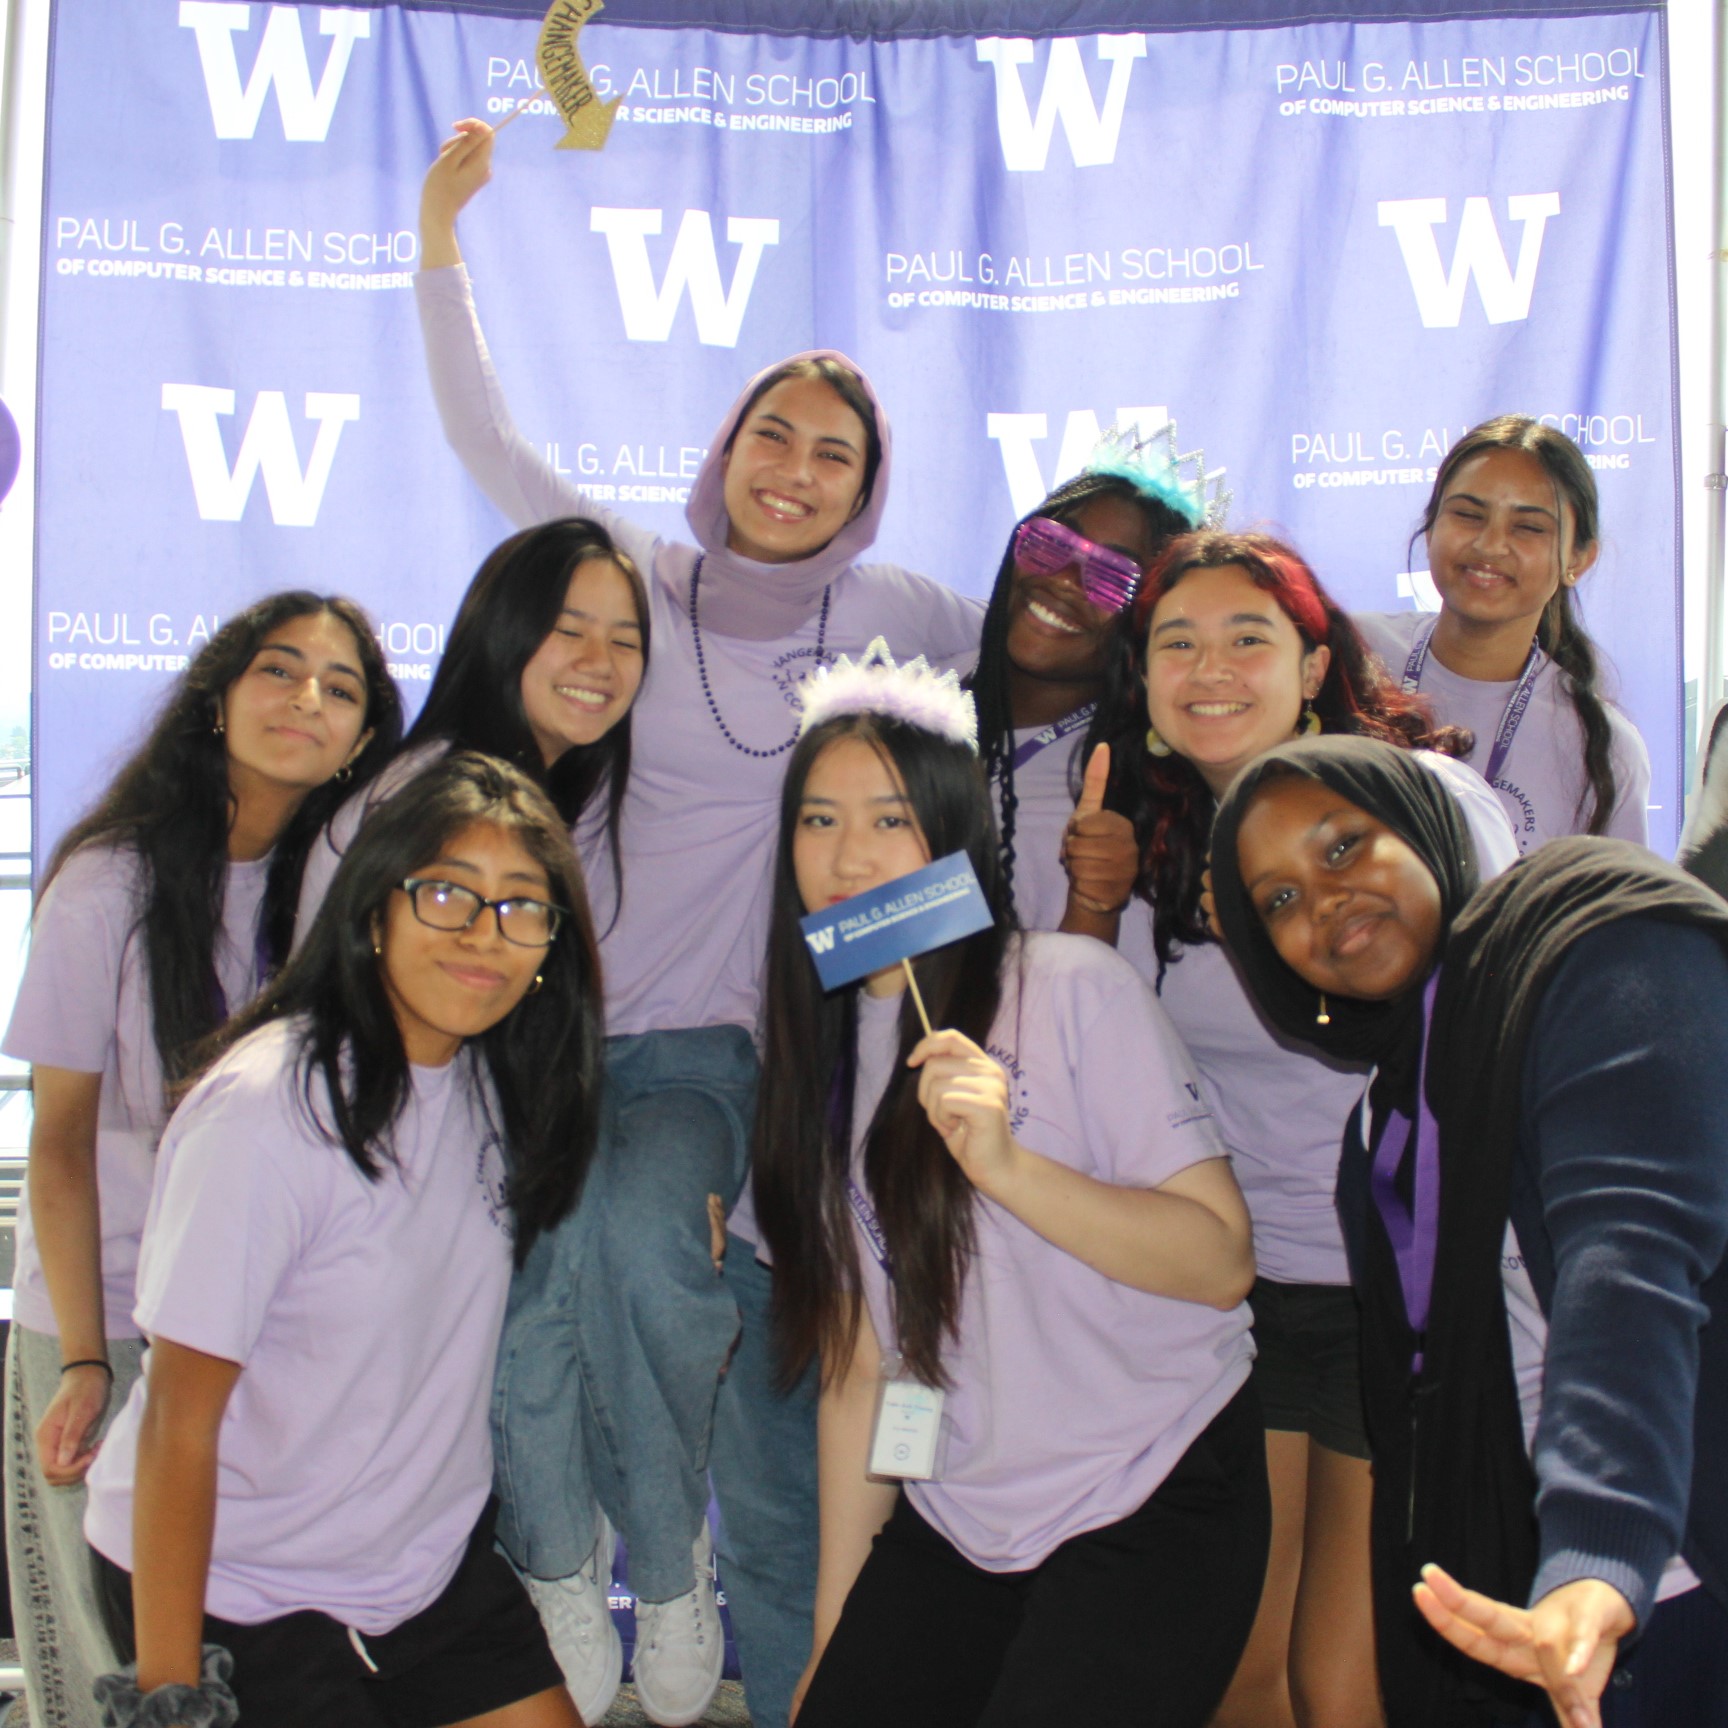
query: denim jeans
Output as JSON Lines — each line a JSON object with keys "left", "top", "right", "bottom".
{"left": 490, "top": 1025, "right": 819, "bottom": 1728}
{"left": 5, "top": 1324, "right": 145, "bottom": 1728}
{"left": 710, "top": 1233, "right": 818, "bottom": 1728}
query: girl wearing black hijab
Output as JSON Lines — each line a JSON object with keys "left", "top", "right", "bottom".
{"left": 1208, "top": 736, "right": 1728, "bottom": 1728}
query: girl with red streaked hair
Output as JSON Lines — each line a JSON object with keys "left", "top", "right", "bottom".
{"left": 1075, "top": 530, "right": 1518, "bottom": 1728}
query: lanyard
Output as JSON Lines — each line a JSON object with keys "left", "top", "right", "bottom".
{"left": 1370, "top": 972, "right": 1442, "bottom": 1374}
{"left": 846, "top": 1177, "right": 893, "bottom": 1278}
{"left": 211, "top": 919, "right": 273, "bottom": 1024}
{"left": 1401, "top": 619, "right": 1542, "bottom": 790}
{"left": 1009, "top": 702, "right": 1096, "bottom": 774}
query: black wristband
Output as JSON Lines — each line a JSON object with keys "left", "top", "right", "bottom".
{"left": 60, "top": 1358, "right": 113, "bottom": 1378}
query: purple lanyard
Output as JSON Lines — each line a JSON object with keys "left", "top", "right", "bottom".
{"left": 210, "top": 920, "right": 273, "bottom": 1024}
{"left": 1009, "top": 702, "right": 1096, "bottom": 774}
{"left": 1401, "top": 620, "right": 1542, "bottom": 789}
{"left": 847, "top": 1177, "right": 893, "bottom": 1278}
{"left": 1370, "top": 973, "right": 1442, "bottom": 1374}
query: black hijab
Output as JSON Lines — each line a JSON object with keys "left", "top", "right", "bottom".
{"left": 1213, "top": 736, "right": 1728, "bottom": 1723}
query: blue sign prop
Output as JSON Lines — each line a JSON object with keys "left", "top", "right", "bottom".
{"left": 799, "top": 851, "right": 993, "bottom": 992}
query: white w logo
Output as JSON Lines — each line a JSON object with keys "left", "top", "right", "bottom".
{"left": 161, "top": 385, "right": 360, "bottom": 526}
{"left": 987, "top": 406, "right": 1168, "bottom": 518}
{"left": 179, "top": 3, "right": 371, "bottom": 142}
{"left": 805, "top": 928, "right": 837, "bottom": 955}
{"left": 589, "top": 209, "right": 781, "bottom": 347}
{"left": 1377, "top": 195, "right": 1562, "bottom": 328}
{"left": 975, "top": 35, "right": 1147, "bottom": 171}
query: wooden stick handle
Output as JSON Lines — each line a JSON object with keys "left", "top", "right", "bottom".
{"left": 490, "top": 92, "right": 540, "bottom": 135}
{"left": 901, "top": 959, "right": 932, "bottom": 1036}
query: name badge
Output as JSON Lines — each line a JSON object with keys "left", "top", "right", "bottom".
{"left": 868, "top": 1354, "right": 945, "bottom": 1481}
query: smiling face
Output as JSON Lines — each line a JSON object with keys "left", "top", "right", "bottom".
{"left": 1143, "top": 564, "right": 1331, "bottom": 798}
{"left": 1006, "top": 492, "right": 1164, "bottom": 695}
{"left": 1234, "top": 774, "right": 1443, "bottom": 1002}
{"left": 219, "top": 609, "right": 374, "bottom": 802}
{"left": 518, "top": 556, "right": 645, "bottom": 766}
{"left": 1424, "top": 447, "right": 1597, "bottom": 638}
{"left": 378, "top": 820, "right": 552, "bottom": 1066}
{"left": 721, "top": 375, "right": 871, "bottom": 564}
{"left": 793, "top": 735, "right": 932, "bottom": 993}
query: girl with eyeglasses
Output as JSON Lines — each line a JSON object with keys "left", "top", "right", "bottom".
{"left": 1, "top": 592, "right": 401, "bottom": 1728}
{"left": 418, "top": 123, "right": 982, "bottom": 1728}
{"left": 82, "top": 752, "right": 604, "bottom": 1728}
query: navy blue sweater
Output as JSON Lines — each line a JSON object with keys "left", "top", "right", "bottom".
{"left": 1508, "top": 917, "right": 1728, "bottom": 1626}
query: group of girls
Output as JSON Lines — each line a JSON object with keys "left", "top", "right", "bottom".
{"left": 3, "top": 101, "right": 1716, "bottom": 1728}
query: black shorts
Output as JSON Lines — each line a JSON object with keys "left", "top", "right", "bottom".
{"left": 93, "top": 1499, "right": 562, "bottom": 1728}
{"left": 1247, "top": 1277, "right": 1372, "bottom": 1461}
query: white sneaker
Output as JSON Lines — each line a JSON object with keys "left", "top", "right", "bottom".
{"left": 630, "top": 1523, "right": 725, "bottom": 1727}
{"left": 522, "top": 1515, "right": 623, "bottom": 1725}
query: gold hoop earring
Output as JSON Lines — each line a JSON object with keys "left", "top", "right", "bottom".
{"left": 1315, "top": 992, "right": 1331, "bottom": 1027}
{"left": 1299, "top": 707, "right": 1322, "bottom": 738}
{"left": 526, "top": 974, "right": 544, "bottom": 996}
{"left": 1145, "top": 724, "right": 1173, "bottom": 758}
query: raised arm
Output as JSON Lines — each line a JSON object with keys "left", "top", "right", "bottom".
{"left": 28, "top": 1065, "right": 111, "bottom": 1484}
{"left": 416, "top": 121, "right": 647, "bottom": 545}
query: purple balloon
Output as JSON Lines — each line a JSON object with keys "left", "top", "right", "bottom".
{"left": 0, "top": 397, "right": 18, "bottom": 508}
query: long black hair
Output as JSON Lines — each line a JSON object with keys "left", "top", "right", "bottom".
{"left": 968, "top": 473, "right": 1193, "bottom": 910}
{"left": 1085, "top": 531, "right": 1465, "bottom": 978}
{"left": 1413, "top": 414, "right": 1618, "bottom": 834}
{"left": 204, "top": 752, "right": 603, "bottom": 1262}
{"left": 43, "top": 592, "right": 402, "bottom": 1087}
{"left": 752, "top": 713, "right": 1016, "bottom": 1390}
{"left": 405, "top": 518, "right": 649, "bottom": 916}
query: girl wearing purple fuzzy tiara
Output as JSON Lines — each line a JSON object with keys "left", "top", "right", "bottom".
{"left": 754, "top": 646, "right": 1267, "bottom": 1728}
{"left": 418, "top": 124, "right": 981, "bottom": 1728}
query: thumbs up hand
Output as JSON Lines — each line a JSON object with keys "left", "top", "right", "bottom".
{"left": 1061, "top": 745, "right": 1140, "bottom": 919}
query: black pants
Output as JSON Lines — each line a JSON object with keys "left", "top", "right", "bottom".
{"left": 799, "top": 1381, "right": 1270, "bottom": 1728}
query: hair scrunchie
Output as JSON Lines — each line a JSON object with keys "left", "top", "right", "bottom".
{"left": 94, "top": 1645, "right": 238, "bottom": 1728}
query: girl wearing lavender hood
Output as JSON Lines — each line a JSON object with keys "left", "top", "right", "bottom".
{"left": 753, "top": 647, "right": 1267, "bottom": 1727}
{"left": 1, "top": 593, "right": 401, "bottom": 1726}
{"left": 418, "top": 122, "right": 981, "bottom": 1728}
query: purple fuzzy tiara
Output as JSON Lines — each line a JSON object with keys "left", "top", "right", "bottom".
{"left": 797, "top": 638, "right": 978, "bottom": 753}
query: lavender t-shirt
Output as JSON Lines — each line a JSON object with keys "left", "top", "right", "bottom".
{"left": 1122, "top": 753, "right": 1518, "bottom": 1286}
{"left": 1356, "top": 611, "right": 1651, "bottom": 850}
{"left": 85, "top": 1021, "right": 514, "bottom": 1633}
{"left": 849, "top": 933, "right": 1253, "bottom": 1572}
{"left": 2, "top": 845, "right": 270, "bottom": 1337}
{"left": 417, "top": 265, "right": 983, "bottom": 1038}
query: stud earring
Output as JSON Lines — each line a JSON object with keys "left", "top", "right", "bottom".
{"left": 212, "top": 716, "right": 225, "bottom": 736}
{"left": 527, "top": 974, "right": 544, "bottom": 996}
{"left": 1144, "top": 724, "right": 1173, "bottom": 758}
{"left": 1299, "top": 707, "right": 1322, "bottom": 738}
{"left": 1315, "top": 992, "right": 1331, "bottom": 1027}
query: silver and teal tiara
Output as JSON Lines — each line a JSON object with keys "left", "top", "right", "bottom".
{"left": 1082, "top": 420, "right": 1231, "bottom": 530}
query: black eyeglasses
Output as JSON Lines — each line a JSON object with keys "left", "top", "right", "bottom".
{"left": 396, "top": 878, "right": 566, "bottom": 949}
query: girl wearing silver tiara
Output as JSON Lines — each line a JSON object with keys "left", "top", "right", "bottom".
{"left": 418, "top": 125, "right": 980, "bottom": 1728}
{"left": 966, "top": 422, "right": 1225, "bottom": 941}
{"left": 754, "top": 644, "right": 1268, "bottom": 1727}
